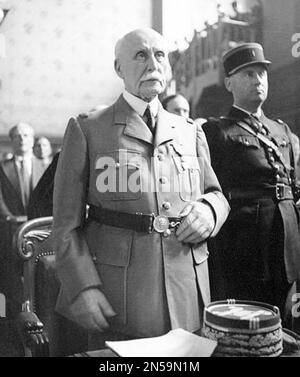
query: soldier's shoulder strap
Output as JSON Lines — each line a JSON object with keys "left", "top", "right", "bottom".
{"left": 207, "top": 116, "right": 235, "bottom": 122}
{"left": 207, "top": 116, "right": 220, "bottom": 123}
{"left": 205, "top": 116, "right": 235, "bottom": 129}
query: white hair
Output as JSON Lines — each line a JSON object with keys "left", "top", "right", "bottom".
{"left": 9, "top": 122, "right": 35, "bottom": 139}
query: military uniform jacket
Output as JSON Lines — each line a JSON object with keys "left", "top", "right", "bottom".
{"left": 53, "top": 95, "right": 229, "bottom": 338}
{"left": 203, "top": 106, "right": 300, "bottom": 283}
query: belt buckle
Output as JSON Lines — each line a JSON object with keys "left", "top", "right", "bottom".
{"left": 153, "top": 215, "right": 170, "bottom": 233}
{"left": 276, "top": 183, "right": 285, "bottom": 200}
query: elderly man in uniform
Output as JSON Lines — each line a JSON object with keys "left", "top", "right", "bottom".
{"left": 53, "top": 28, "right": 229, "bottom": 349}
{"left": 203, "top": 43, "right": 300, "bottom": 320}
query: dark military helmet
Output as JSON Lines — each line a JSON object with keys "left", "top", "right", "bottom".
{"left": 222, "top": 43, "right": 272, "bottom": 77}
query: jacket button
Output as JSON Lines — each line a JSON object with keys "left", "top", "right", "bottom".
{"left": 274, "top": 164, "right": 280, "bottom": 171}
{"left": 159, "top": 177, "right": 168, "bottom": 184}
{"left": 269, "top": 156, "right": 275, "bottom": 163}
{"left": 115, "top": 162, "right": 120, "bottom": 168}
{"left": 276, "top": 174, "right": 281, "bottom": 180}
{"left": 162, "top": 202, "right": 171, "bottom": 210}
{"left": 157, "top": 154, "right": 165, "bottom": 161}
{"left": 163, "top": 229, "right": 171, "bottom": 238}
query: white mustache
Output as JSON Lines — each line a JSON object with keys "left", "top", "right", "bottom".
{"left": 141, "top": 73, "right": 163, "bottom": 82}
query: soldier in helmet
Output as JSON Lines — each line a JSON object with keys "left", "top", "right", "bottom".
{"left": 203, "top": 43, "right": 300, "bottom": 321}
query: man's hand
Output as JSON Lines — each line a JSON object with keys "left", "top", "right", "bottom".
{"left": 70, "top": 288, "right": 116, "bottom": 332}
{"left": 176, "top": 201, "right": 215, "bottom": 244}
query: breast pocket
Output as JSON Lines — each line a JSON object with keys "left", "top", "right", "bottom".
{"left": 95, "top": 150, "right": 142, "bottom": 201}
{"left": 172, "top": 154, "right": 202, "bottom": 202}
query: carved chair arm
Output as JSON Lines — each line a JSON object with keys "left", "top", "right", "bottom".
{"left": 13, "top": 216, "right": 53, "bottom": 261}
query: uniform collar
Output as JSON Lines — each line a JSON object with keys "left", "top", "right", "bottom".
{"left": 233, "top": 104, "right": 262, "bottom": 119}
{"left": 230, "top": 106, "right": 270, "bottom": 134}
{"left": 113, "top": 95, "right": 176, "bottom": 146}
{"left": 123, "top": 90, "right": 159, "bottom": 118}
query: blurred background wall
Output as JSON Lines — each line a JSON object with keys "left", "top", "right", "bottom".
{"left": 0, "top": 0, "right": 153, "bottom": 143}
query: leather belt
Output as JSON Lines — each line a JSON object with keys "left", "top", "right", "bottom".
{"left": 227, "top": 184, "right": 294, "bottom": 201}
{"left": 88, "top": 205, "right": 182, "bottom": 234}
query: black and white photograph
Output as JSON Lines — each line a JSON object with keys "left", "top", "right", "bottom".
{"left": 0, "top": 0, "right": 299, "bottom": 360}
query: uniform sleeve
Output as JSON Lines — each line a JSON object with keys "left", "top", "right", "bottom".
{"left": 52, "top": 117, "right": 101, "bottom": 304}
{"left": 197, "top": 121, "right": 230, "bottom": 237}
{"left": 202, "top": 120, "right": 225, "bottom": 174}
{"left": 196, "top": 122, "right": 211, "bottom": 163}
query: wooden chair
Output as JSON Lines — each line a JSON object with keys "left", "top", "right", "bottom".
{"left": 13, "top": 217, "right": 87, "bottom": 357}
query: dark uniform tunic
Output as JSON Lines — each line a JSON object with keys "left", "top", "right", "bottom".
{"left": 203, "top": 106, "right": 300, "bottom": 317}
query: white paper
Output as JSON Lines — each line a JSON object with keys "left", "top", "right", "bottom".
{"left": 105, "top": 328, "right": 217, "bottom": 357}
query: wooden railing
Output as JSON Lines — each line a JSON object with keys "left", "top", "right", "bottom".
{"left": 169, "top": 12, "right": 263, "bottom": 92}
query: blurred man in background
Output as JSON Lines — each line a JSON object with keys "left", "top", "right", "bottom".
{"left": 162, "top": 93, "right": 190, "bottom": 119}
{"left": 162, "top": 93, "right": 207, "bottom": 126}
{"left": 0, "top": 122, "right": 46, "bottom": 317}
